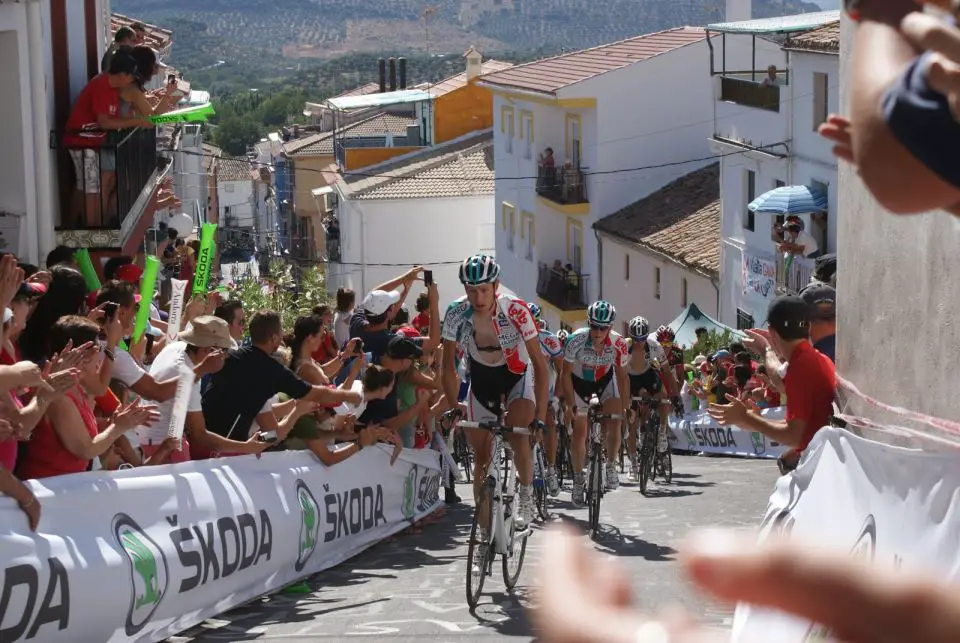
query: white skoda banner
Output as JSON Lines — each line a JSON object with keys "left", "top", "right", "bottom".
{"left": 0, "top": 446, "right": 443, "bottom": 642}
{"left": 668, "top": 407, "right": 789, "bottom": 459}
{"left": 732, "top": 427, "right": 960, "bottom": 642}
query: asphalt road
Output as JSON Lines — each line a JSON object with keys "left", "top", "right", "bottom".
{"left": 170, "top": 454, "right": 778, "bottom": 642}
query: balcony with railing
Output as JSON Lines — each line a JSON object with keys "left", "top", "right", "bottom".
{"left": 718, "top": 73, "right": 784, "bottom": 113}
{"left": 536, "top": 162, "right": 588, "bottom": 210}
{"left": 536, "top": 262, "right": 589, "bottom": 311}
{"left": 775, "top": 253, "right": 815, "bottom": 295}
{"left": 58, "top": 127, "right": 167, "bottom": 251}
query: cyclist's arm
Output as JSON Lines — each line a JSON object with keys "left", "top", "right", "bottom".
{"left": 440, "top": 339, "right": 460, "bottom": 413}
{"left": 615, "top": 362, "right": 630, "bottom": 415}
{"left": 560, "top": 360, "right": 575, "bottom": 408}
{"left": 660, "top": 362, "right": 679, "bottom": 397}
{"left": 525, "top": 335, "right": 549, "bottom": 423}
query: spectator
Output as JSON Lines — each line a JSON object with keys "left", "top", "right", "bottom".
{"left": 708, "top": 296, "right": 836, "bottom": 467}
{"left": 122, "top": 46, "right": 179, "bottom": 118}
{"left": 17, "top": 316, "right": 160, "bottom": 479}
{"left": 800, "top": 282, "right": 837, "bottom": 363}
{"left": 350, "top": 267, "right": 440, "bottom": 358}
{"left": 110, "top": 259, "right": 168, "bottom": 329}
{"left": 358, "top": 335, "right": 435, "bottom": 436}
{"left": 694, "top": 326, "right": 708, "bottom": 346}
{"left": 63, "top": 48, "right": 154, "bottom": 227}
{"left": 45, "top": 246, "right": 77, "bottom": 270}
{"left": 201, "top": 309, "right": 362, "bottom": 445}
{"left": 213, "top": 299, "right": 245, "bottom": 349}
{"left": 753, "top": 365, "right": 782, "bottom": 407}
{"left": 412, "top": 291, "right": 430, "bottom": 334}
{"left": 100, "top": 26, "right": 137, "bottom": 73}
{"left": 309, "top": 305, "right": 338, "bottom": 362}
{"left": 290, "top": 314, "right": 360, "bottom": 386}
{"left": 760, "top": 64, "right": 780, "bottom": 87}
{"left": 20, "top": 265, "right": 88, "bottom": 363}
{"left": 333, "top": 288, "right": 355, "bottom": 348}
{"left": 179, "top": 237, "right": 200, "bottom": 285}
{"left": 161, "top": 228, "right": 183, "bottom": 280}
{"left": 779, "top": 220, "right": 820, "bottom": 258}
{"left": 0, "top": 464, "right": 39, "bottom": 531}
{"left": 138, "top": 316, "right": 269, "bottom": 463}
{"left": 392, "top": 305, "right": 411, "bottom": 329}
{"left": 3, "top": 282, "right": 47, "bottom": 364}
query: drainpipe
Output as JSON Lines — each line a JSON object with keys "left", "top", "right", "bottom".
{"left": 594, "top": 228, "right": 603, "bottom": 299}
{"left": 28, "top": 0, "right": 55, "bottom": 265}
{"left": 711, "top": 275, "right": 721, "bottom": 320}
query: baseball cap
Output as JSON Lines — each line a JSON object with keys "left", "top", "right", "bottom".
{"left": 385, "top": 335, "right": 423, "bottom": 360}
{"left": 800, "top": 282, "right": 836, "bottom": 321}
{"left": 15, "top": 281, "right": 47, "bottom": 300}
{"left": 115, "top": 263, "right": 143, "bottom": 284}
{"left": 363, "top": 289, "right": 401, "bottom": 316}
{"left": 395, "top": 325, "right": 421, "bottom": 339}
{"left": 766, "top": 295, "right": 810, "bottom": 335}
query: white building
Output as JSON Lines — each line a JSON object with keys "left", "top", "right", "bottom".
{"left": 477, "top": 27, "right": 754, "bottom": 332}
{"left": 594, "top": 163, "right": 721, "bottom": 334}
{"left": 217, "top": 158, "right": 260, "bottom": 249}
{"left": 329, "top": 131, "right": 494, "bottom": 305}
{"left": 706, "top": 13, "right": 841, "bottom": 329}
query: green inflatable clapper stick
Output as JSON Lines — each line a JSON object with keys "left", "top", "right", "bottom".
{"left": 132, "top": 256, "right": 160, "bottom": 343}
{"left": 149, "top": 103, "right": 216, "bottom": 126}
{"left": 75, "top": 248, "right": 102, "bottom": 293}
{"left": 192, "top": 223, "right": 217, "bottom": 296}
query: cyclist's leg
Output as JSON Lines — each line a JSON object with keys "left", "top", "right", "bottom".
{"left": 504, "top": 370, "right": 536, "bottom": 525}
{"left": 654, "top": 386, "right": 670, "bottom": 453}
{"left": 464, "top": 385, "right": 495, "bottom": 529}
{"left": 569, "top": 387, "right": 590, "bottom": 505}
{"left": 598, "top": 375, "right": 622, "bottom": 490}
{"left": 544, "top": 399, "right": 560, "bottom": 495}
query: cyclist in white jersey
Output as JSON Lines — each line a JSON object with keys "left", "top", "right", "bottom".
{"left": 528, "top": 303, "right": 564, "bottom": 497}
{"left": 560, "top": 301, "right": 630, "bottom": 505}
{"left": 440, "top": 254, "right": 549, "bottom": 537}
{"left": 624, "top": 316, "right": 680, "bottom": 473}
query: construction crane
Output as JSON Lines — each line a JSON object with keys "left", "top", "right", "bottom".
{"left": 422, "top": 5, "right": 438, "bottom": 54}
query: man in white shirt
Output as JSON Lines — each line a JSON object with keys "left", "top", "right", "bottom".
{"left": 139, "top": 315, "right": 272, "bottom": 463}
{"left": 780, "top": 220, "right": 820, "bottom": 258}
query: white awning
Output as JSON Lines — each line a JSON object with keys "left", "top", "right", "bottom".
{"left": 311, "top": 186, "right": 334, "bottom": 197}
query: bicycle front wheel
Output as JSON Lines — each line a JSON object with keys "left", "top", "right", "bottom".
{"left": 502, "top": 519, "right": 529, "bottom": 590}
{"left": 638, "top": 431, "right": 654, "bottom": 497}
{"left": 661, "top": 449, "right": 673, "bottom": 484}
{"left": 466, "top": 484, "right": 491, "bottom": 608}
{"left": 587, "top": 446, "right": 603, "bottom": 538}
{"left": 534, "top": 445, "right": 549, "bottom": 522}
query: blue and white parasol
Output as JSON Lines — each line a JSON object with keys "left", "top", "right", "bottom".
{"left": 747, "top": 184, "right": 828, "bottom": 215}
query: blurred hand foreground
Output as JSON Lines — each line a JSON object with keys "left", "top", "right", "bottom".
{"left": 533, "top": 526, "right": 960, "bottom": 643}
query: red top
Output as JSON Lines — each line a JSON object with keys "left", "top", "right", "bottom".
{"left": 63, "top": 74, "right": 121, "bottom": 148}
{"left": 0, "top": 345, "right": 23, "bottom": 469}
{"left": 311, "top": 333, "right": 338, "bottom": 362}
{"left": 411, "top": 312, "right": 429, "bottom": 332}
{"left": 16, "top": 389, "right": 99, "bottom": 480}
{"left": 783, "top": 341, "right": 836, "bottom": 451}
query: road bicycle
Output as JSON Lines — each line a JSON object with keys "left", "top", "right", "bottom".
{"left": 634, "top": 396, "right": 673, "bottom": 496}
{"left": 444, "top": 410, "right": 534, "bottom": 609}
{"left": 576, "top": 395, "right": 622, "bottom": 540}
{"left": 554, "top": 402, "right": 575, "bottom": 488}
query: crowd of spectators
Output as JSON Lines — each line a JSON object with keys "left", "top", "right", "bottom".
{"left": 0, "top": 251, "right": 465, "bottom": 531}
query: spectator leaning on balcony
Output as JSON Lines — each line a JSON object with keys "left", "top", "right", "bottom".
{"left": 709, "top": 295, "right": 836, "bottom": 471}
{"left": 63, "top": 48, "right": 154, "bottom": 227}
{"left": 100, "top": 26, "right": 137, "bottom": 73}
{"left": 123, "top": 46, "right": 180, "bottom": 118}
{"left": 760, "top": 64, "right": 781, "bottom": 87}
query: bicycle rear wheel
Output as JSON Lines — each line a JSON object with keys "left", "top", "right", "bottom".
{"left": 454, "top": 429, "right": 472, "bottom": 484}
{"left": 465, "top": 484, "right": 491, "bottom": 608}
{"left": 533, "top": 444, "right": 549, "bottom": 522}
{"left": 661, "top": 449, "right": 673, "bottom": 484}
{"left": 638, "top": 430, "right": 655, "bottom": 497}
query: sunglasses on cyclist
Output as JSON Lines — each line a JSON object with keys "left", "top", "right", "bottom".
{"left": 588, "top": 323, "right": 611, "bottom": 331}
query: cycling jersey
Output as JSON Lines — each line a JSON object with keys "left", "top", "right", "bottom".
{"left": 441, "top": 293, "right": 538, "bottom": 375}
{"left": 625, "top": 336, "right": 667, "bottom": 376}
{"left": 538, "top": 329, "right": 563, "bottom": 361}
{"left": 563, "top": 327, "right": 629, "bottom": 382}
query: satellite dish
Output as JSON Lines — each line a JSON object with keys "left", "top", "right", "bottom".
{"left": 166, "top": 213, "right": 194, "bottom": 238}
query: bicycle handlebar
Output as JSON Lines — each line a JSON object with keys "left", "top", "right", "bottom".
{"left": 457, "top": 420, "right": 533, "bottom": 435}
{"left": 574, "top": 409, "right": 623, "bottom": 421}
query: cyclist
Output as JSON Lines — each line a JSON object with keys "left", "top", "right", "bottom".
{"left": 528, "top": 303, "right": 564, "bottom": 497}
{"left": 560, "top": 301, "right": 630, "bottom": 505}
{"left": 624, "top": 317, "right": 679, "bottom": 477}
{"left": 440, "top": 254, "right": 550, "bottom": 540}
{"left": 656, "top": 326, "right": 687, "bottom": 393}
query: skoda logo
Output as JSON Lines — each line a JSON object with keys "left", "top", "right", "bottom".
{"left": 402, "top": 466, "right": 418, "bottom": 521}
{"left": 294, "top": 479, "right": 321, "bottom": 572}
{"left": 113, "top": 513, "right": 169, "bottom": 636}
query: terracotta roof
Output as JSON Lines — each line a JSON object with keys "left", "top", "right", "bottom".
{"left": 784, "top": 21, "right": 840, "bottom": 54}
{"left": 111, "top": 14, "right": 172, "bottom": 53}
{"left": 334, "top": 83, "right": 380, "bottom": 99}
{"left": 217, "top": 158, "right": 255, "bottom": 183}
{"left": 593, "top": 163, "right": 721, "bottom": 276}
{"left": 339, "top": 131, "right": 493, "bottom": 200}
{"left": 202, "top": 144, "right": 222, "bottom": 175}
{"left": 478, "top": 27, "right": 705, "bottom": 95}
{"left": 283, "top": 112, "right": 419, "bottom": 157}
{"left": 428, "top": 60, "right": 513, "bottom": 97}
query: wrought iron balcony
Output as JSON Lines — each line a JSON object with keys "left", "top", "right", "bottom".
{"left": 536, "top": 262, "right": 589, "bottom": 311}
{"left": 536, "top": 162, "right": 588, "bottom": 206}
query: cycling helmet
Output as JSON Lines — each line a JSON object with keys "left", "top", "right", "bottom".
{"left": 656, "top": 325, "right": 675, "bottom": 343}
{"left": 587, "top": 300, "right": 616, "bottom": 327}
{"left": 458, "top": 253, "right": 500, "bottom": 285}
{"left": 528, "top": 302, "right": 542, "bottom": 320}
{"left": 628, "top": 316, "right": 650, "bottom": 340}
{"left": 556, "top": 329, "right": 569, "bottom": 343}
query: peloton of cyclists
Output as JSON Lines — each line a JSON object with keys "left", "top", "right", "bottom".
{"left": 623, "top": 317, "right": 682, "bottom": 477}
{"left": 559, "top": 301, "right": 630, "bottom": 506}
{"left": 440, "top": 254, "right": 550, "bottom": 534}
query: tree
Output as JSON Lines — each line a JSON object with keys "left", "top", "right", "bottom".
{"left": 214, "top": 115, "right": 261, "bottom": 156}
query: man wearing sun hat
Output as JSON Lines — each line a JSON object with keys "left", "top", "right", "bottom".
{"left": 139, "top": 315, "right": 271, "bottom": 463}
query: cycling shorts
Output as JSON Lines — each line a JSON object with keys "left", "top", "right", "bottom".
{"left": 466, "top": 359, "right": 535, "bottom": 424}
{"left": 571, "top": 369, "right": 619, "bottom": 410}
{"left": 629, "top": 369, "right": 662, "bottom": 398}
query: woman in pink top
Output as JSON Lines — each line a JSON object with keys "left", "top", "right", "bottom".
{"left": 17, "top": 316, "right": 159, "bottom": 479}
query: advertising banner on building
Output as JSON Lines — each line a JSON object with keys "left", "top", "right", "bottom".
{"left": 733, "top": 428, "right": 960, "bottom": 642}
{"left": 668, "top": 407, "right": 789, "bottom": 459}
{"left": 0, "top": 447, "right": 443, "bottom": 642}
{"left": 742, "top": 251, "right": 776, "bottom": 301}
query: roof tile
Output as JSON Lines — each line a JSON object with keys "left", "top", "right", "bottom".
{"left": 784, "top": 21, "right": 840, "bottom": 54}
{"left": 478, "top": 27, "right": 705, "bottom": 95}
{"left": 217, "top": 158, "right": 255, "bottom": 183}
{"left": 593, "top": 163, "right": 720, "bottom": 275}
{"left": 111, "top": 14, "right": 172, "bottom": 53}
{"left": 284, "top": 113, "right": 419, "bottom": 157}
{"left": 428, "top": 60, "right": 513, "bottom": 96}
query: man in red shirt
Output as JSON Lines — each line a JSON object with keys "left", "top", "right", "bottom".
{"left": 707, "top": 295, "right": 836, "bottom": 458}
{"left": 63, "top": 47, "right": 153, "bottom": 226}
